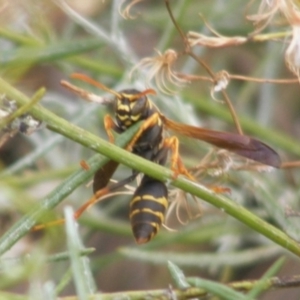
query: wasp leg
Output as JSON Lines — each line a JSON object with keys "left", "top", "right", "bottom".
{"left": 206, "top": 185, "right": 231, "bottom": 194}
{"left": 163, "top": 136, "right": 195, "bottom": 180}
{"left": 126, "top": 113, "right": 161, "bottom": 152}
{"left": 104, "top": 114, "right": 120, "bottom": 143}
{"left": 80, "top": 160, "right": 90, "bottom": 170}
{"left": 31, "top": 186, "right": 112, "bottom": 231}
{"left": 32, "top": 173, "right": 138, "bottom": 231}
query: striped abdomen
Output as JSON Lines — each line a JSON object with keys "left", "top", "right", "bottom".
{"left": 129, "top": 176, "right": 168, "bottom": 244}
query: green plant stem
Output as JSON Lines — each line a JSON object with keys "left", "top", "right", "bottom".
{"left": 0, "top": 77, "right": 299, "bottom": 257}
{"left": 0, "top": 87, "right": 45, "bottom": 130}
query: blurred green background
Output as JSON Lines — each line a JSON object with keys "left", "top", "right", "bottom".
{"left": 0, "top": 1, "right": 300, "bottom": 299}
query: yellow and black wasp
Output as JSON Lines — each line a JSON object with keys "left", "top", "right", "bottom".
{"left": 34, "top": 73, "right": 281, "bottom": 244}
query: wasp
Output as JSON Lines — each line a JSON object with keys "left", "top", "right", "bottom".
{"left": 35, "top": 73, "right": 281, "bottom": 244}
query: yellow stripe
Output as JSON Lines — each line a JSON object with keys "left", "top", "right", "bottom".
{"left": 130, "top": 208, "right": 165, "bottom": 220}
{"left": 130, "top": 113, "right": 141, "bottom": 122}
{"left": 129, "top": 101, "right": 137, "bottom": 109}
{"left": 147, "top": 222, "right": 160, "bottom": 231}
{"left": 117, "top": 100, "right": 130, "bottom": 112}
{"left": 117, "top": 114, "right": 129, "bottom": 121}
{"left": 124, "top": 120, "right": 133, "bottom": 126}
{"left": 130, "top": 195, "right": 168, "bottom": 209}
{"left": 121, "top": 93, "right": 136, "bottom": 101}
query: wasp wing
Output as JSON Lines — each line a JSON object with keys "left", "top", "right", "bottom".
{"left": 93, "top": 160, "right": 120, "bottom": 193}
{"left": 161, "top": 115, "right": 281, "bottom": 168}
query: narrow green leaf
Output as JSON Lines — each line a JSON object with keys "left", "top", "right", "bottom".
{"left": 119, "top": 246, "right": 281, "bottom": 269}
{"left": 1, "top": 38, "right": 104, "bottom": 65}
{"left": 188, "top": 277, "right": 247, "bottom": 300}
{"left": 65, "top": 207, "right": 95, "bottom": 299}
{"left": 167, "top": 261, "right": 190, "bottom": 289}
{"left": 245, "top": 257, "right": 285, "bottom": 299}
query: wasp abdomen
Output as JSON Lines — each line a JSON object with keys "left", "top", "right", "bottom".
{"left": 129, "top": 176, "right": 168, "bottom": 244}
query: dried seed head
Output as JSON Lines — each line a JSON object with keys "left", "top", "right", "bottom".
{"left": 214, "top": 71, "right": 230, "bottom": 91}
{"left": 247, "top": 0, "right": 300, "bottom": 31}
{"left": 130, "top": 49, "right": 189, "bottom": 94}
{"left": 285, "top": 25, "right": 300, "bottom": 78}
{"left": 119, "top": 0, "right": 144, "bottom": 19}
{"left": 187, "top": 31, "right": 246, "bottom": 48}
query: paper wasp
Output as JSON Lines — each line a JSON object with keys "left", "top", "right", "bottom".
{"left": 34, "top": 73, "right": 281, "bottom": 244}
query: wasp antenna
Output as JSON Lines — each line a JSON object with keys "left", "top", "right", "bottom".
{"left": 128, "top": 88, "right": 157, "bottom": 102}
{"left": 143, "top": 88, "right": 156, "bottom": 96}
{"left": 70, "top": 73, "right": 121, "bottom": 98}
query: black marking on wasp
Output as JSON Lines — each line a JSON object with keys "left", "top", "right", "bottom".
{"left": 33, "top": 73, "right": 281, "bottom": 244}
